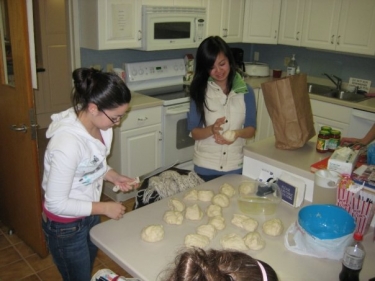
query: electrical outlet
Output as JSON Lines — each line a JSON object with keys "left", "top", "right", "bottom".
{"left": 254, "top": 52, "right": 260, "bottom": 61}
{"left": 107, "top": 63, "right": 114, "bottom": 72}
{"left": 284, "top": 57, "right": 290, "bottom": 66}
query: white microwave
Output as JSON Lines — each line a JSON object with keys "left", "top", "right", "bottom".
{"left": 140, "top": 5, "right": 206, "bottom": 51}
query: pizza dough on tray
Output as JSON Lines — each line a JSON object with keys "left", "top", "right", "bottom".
{"left": 141, "top": 224, "right": 164, "bottom": 242}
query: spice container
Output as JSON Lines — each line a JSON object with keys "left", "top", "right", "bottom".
{"left": 316, "top": 130, "right": 331, "bottom": 153}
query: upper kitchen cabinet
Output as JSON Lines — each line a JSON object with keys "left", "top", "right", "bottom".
{"left": 205, "top": 0, "right": 245, "bottom": 43}
{"left": 79, "top": 0, "right": 142, "bottom": 50}
{"left": 141, "top": 0, "right": 205, "bottom": 6}
{"left": 242, "top": 0, "right": 281, "bottom": 44}
{"left": 301, "top": 0, "right": 375, "bottom": 55}
{"left": 278, "top": 0, "right": 305, "bottom": 46}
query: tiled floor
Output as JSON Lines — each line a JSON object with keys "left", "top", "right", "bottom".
{"left": 0, "top": 196, "right": 135, "bottom": 281}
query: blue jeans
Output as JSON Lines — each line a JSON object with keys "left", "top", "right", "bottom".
{"left": 42, "top": 215, "right": 100, "bottom": 281}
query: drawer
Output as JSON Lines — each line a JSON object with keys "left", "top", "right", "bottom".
{"left": 310, "top": 99, "right": 351, "bottom": 123}
{"left": 121, "top": 106, "right": 162, "bottom": 131}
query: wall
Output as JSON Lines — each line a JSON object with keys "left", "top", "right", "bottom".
{"left": 81, "top": 43, "right": 375, "bottom": 88}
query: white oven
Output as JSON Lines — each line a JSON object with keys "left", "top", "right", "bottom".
{"left": 124, "top": 59, "right": 194, "bottom": 169}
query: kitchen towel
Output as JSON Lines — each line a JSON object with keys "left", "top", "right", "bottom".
{"left": 261, "top": 74, "right": 316, "bottom": 149}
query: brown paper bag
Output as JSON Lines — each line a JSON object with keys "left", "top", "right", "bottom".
{"left": 261, "top": 74, "right": 315, "bottom": 149}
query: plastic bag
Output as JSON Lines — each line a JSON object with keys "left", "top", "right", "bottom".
{"left": 284, "top": 221, "right": 353, "bottom": 260}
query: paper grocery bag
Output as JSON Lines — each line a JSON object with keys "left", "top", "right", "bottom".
{"left": 261, "top": 74, "right": 315, "bottom": 149}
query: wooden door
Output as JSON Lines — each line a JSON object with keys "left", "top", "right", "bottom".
{"left": 0, "top": 0, "right": 48, "bottom": 257}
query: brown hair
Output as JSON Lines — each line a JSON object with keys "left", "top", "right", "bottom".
{"left": 161, "top": 248, "right": 278, "bottom": 281}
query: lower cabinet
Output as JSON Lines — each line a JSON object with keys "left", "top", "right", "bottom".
{"left": 103, "top": 106, "right": 162, "bottom": 201}
{"left": 310, "top": 99, "right": 351, "bottom": 135}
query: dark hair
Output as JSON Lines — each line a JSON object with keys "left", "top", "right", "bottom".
{"left": 190, "top": 36, "right": 237, "bottom": 126}
{"left": 71, "top": 68, "right": 131, "bottom": 114}
{"left": 161, "top": 248, "right": 279, "bottom": 281}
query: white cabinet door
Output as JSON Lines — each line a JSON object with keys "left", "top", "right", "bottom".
{"left": 80, "top": 0, "right": 142, "bottom": 50}
{"left": 278, "top": 0, "right": 305, "bottom": 46}
{"left": 302, "top": 0, "right": 375, "bottom": 55}
{"left": 142, "top": 0, "right": 204, "bottom": 6}
{"left": 313, "top": 116, "right": 349, "bottom": 136}
{"left": 120, "top": 124, "right": 162, "bottom": 178}
{"left": 242, "top": 0, "right": 281, "bottom": 44}
{"left": 336, "top": 0, "right": 375, "bottom": 55}
{"left": 301, "top": 0, "right": 340, "bottom": 51}
{"left": 206, "top": 0, "right": 244, "bottom": 43}
{"left": 254, "top": 89, "right": 274, "bottom": 142}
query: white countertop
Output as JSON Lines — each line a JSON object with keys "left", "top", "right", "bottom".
{"left": 129, "top": 92, "right": 164, "bottom": 110}
{"left": 90, "top": 174, "right": 375, "bottom": 281}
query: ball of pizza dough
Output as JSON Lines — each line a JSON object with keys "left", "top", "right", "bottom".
{"left": 185, "top": 204, "right": 204, "bottom": 220}
{"left": 168, "top": 198, "right": 185, "bottom": 212}
{"left": 220, "top": 183, "right": 236, "bottom": 198}
{"left": 243, "top": 231, "right": 265, "bottom": 250}
{"left": 222, "top": 130, "right": 236, "bottom": 142}
{"left": 196, "top": 224, "right": 217, "bottom": 240}
{"left": 220, "top": 233, "right": 248, "bottom": 251}
{"left": 239, "top": 181, "right": 257, "bottom": 195}
{"left": 231, "top": 213, "right": 251, "bottom": 228}
{"left": 262, "top": 218, "right": 284, "bottom": 236}
{"left": 209, "top": 216, "right": 226, "bottom": 230}
{"left": 198, "top": 190, "right": 215, "bottom": 202}
{"left": 206, "top": 204, "right": 222, "bottom": 217}
{"left": 212, "top": 193, "right": 230, "bottom": 208}
{"left": 141, "top": 224, "right": 164, "bottom": 242}
{"left": 163, "top": 210, "right": 184, "bottom": 225}
{"left": 184, "top": 189, "right": 198, "bottom": 200}
{"left": 185, "top": 234, "right": 210, "bottom": 248}
{"left": 242, "top": 218, "right": 259, "bottom": 232}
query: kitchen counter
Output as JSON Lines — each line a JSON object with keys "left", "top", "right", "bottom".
{"left": 90, "top": 174, "right": 375, "bottom": 281}
{"left": 245, "top": 76, "right": 375, "bottom": 113}
{"left": 128, "top": 92, "right": 163, "bottom": 110}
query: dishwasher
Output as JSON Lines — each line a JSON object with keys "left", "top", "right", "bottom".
{"left": 347, "top": 109, "right": 375, "bottom": 141}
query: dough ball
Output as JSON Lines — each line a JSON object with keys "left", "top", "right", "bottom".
{"left": 168, "top": 198, "right": 185, "bottom": 212}
{"left": 163, "top": 210, "right": 183, "bottom": 225}
{"left": 243, "top": 231, "right": 266, "bottom": 250}
{"left": 184, "top": 189, "right": 198, "bottom": 200}
{"left": 220, "top": 233, "right": 248, "bottom": 251}
{"left": 242, "top": 218, "right": 259, "bottom": 232}
{"left": 231, "top": 213, "right": 251, "bottom": 228}
{"left": 239, "top": 181, "right": 257, "bottom": 195}
{"left": 209, "top": 216, "right": 226, "bottom": 230}
{"left": 262, "top": 218, "right": 284, "bottom": 236}
{"left": 185, "top": 204, "right": 204, "bottom": 220}
{"left": 212, "top": 193, "right": 230, "bottom": 208}
{"left": 222, "top": 130, "right": 236, "bottom": 142}
{"left": 141, "top": 224, "right": 164, "bottom": 242}
{"left": 185, "top": 234, "right": 210, "bottom": 248}
{"left": 198, "top": 190, "right": 215, "bottom": 202}
{"left": 206, "top": 204, "right": 222, "bottom": 217}
{"left": 220, "top": 183, "right": 236, "bottom": 198}
{"left": 196, "top": 224, "right": 217, "bottom": 240}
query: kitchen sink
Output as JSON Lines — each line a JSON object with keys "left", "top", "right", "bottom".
{"left": 307, "top": 83, "right": 369, "bottom": 102}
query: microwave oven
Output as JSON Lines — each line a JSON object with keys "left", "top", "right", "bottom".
{"left": 140, "top": 5, "right": 206, "bottom": 51}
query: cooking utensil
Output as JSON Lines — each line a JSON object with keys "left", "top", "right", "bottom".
{"left": 112, "top": 161, "right": 179, "bottom": 192}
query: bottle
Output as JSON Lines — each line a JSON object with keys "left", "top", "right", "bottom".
{"left": 339, "top": 232, "right": 366, "bottom": 281}
{"left": 316, "top": 129, "right": 331, "bottom": 153}
{"left": 287, "top": 54, "right": 298, "bottom": 76}
{"left": 328, "top": 130, "right": 341, "bottom": 152}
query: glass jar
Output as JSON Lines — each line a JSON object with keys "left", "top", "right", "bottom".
{"left": 316, "top": 130, "right": 331, "bottom": 153}
{"left": 328, "top": 130, "right": 341, "bottom": 152}
{"left": 321, "top": 126, "right": 332, "bottom": 132}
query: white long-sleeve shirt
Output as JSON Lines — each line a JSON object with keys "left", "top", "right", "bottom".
{"left": 42, "top": 108, "right": 112, "bottom": 218}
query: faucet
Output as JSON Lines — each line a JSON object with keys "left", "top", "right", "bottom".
{"left": 323, "top": 73, "right": 342, "bottom": 91}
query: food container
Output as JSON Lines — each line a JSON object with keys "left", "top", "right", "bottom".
{"left": 298, "top": 204, "right": 356, "bottom": 239}
{"left": 245, "top": 62, "right": 270, "bottom": 77}
{"left": 313, "top": 169, "right": 341, "bottom": 204}
{"left": 238, "top": 179, "right": 282, "bottom": 215}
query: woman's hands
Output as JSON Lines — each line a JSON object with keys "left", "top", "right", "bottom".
{"left": 105, "top": 169, "right": 140, "bottom": 192}
{"left": 212, "top": 117, "right": 236, "bottom": 145}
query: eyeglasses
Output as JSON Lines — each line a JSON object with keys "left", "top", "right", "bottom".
{"left": 100, "top": 110, "right": 122, "bottom": 124}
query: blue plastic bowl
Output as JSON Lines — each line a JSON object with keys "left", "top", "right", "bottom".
{"left": 298, "top": 204, "right": 356, "bottom": 240}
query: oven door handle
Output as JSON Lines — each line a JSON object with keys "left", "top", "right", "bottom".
{"left": 165, "top": 108, "right": 190, "bottom": 115}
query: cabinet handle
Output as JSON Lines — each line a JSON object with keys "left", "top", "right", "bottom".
{"left": 138, "top": 117, "right": 148, "bottom": 121}
{"left": 296, "top": 31, "right": 300, "bottom": 41}
{"left": 337, "top": 35, "right": 340, "bottom": 45}
{"left": 331, "top": 35, "right": 335, "bottom": 44}
{"left": 274, "top": 30, "right": 277, "bottom": 39}
{"left": 138, "top": 30, "right": 142, "bottom": 41}
{"left": 159, "top": 131, "right": 162, "bottom": 141}
{"left": 223, "top": 28, "right": 228, "bottom": 37}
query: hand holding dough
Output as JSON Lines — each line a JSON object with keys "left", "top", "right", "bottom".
{"left": 222, "top": 130, "right": 236, "bottom": 142}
